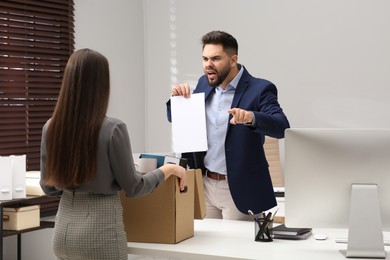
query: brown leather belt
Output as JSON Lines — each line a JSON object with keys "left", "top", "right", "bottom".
{"left": 206, "top": 169, "right": 227, "bottom": 181}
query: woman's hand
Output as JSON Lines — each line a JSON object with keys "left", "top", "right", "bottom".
{"left": 160, "top": 163, "right": 187, "bottom": 191}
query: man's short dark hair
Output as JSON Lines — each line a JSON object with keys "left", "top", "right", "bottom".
{"left": 201, "top": 31, "right": 238, "bottom": 56}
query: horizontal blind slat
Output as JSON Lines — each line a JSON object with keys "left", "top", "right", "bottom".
{"left": 0, "top": 0, "right": 74, "bottom": 171}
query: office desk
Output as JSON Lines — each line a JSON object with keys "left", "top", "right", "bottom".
{"left": 128, "top": 219, "right": 390, "bottom": 260}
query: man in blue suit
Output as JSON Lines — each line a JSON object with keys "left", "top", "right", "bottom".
{"left": 167, "top": 31, "right": 290, "bottom": 220}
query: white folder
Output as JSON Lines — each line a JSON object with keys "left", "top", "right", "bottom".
{"left": 11, "top": 155, "right": 26, "bottom": 199}
{"left": 0, "top": 156, "right": 13, "bottom": 200}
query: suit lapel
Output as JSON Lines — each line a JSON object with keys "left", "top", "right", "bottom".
{"left": 204, "top": 85, "right": 215, "bottom": 100}
{"left": 231, "top": 67, "right": 250, "bottom": 109}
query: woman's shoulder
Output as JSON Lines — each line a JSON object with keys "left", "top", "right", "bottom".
{"left": 42, "top": 118, "right": 52, "bottom": 133}
{"left": 103, "top": 116, "right": 125, "bottom": 126}
{"left": 101, "top": 116, "right": 128, "bottom": 133}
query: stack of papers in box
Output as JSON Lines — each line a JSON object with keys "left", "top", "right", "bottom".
{"left": 26, "top": 171, "right": 45, "bottom": 196}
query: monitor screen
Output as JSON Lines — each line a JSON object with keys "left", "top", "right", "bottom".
{"left": 284, "top": 128, "right": 390, "bottom": 258}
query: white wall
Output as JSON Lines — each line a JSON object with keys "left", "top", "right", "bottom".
{"left": 75, "top": 0, "right": 146, "bottom": 153}
{"left": 144, "top": 0, "right": 390, "bottom": 152}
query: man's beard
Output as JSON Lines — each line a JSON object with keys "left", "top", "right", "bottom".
{"left": 206, "top": 65, "right": 231, "bottom": 87}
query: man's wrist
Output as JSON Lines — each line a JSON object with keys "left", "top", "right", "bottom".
{"left": 244, "top": 112, "right": 256, "bottom": 127}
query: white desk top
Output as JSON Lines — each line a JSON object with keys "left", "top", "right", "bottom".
{"left": 127, "top": 219, "right": 390, "bottom": 260}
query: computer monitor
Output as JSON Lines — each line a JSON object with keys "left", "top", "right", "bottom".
{"left": 284, "top": 128, "right": 390, "bottom": 258}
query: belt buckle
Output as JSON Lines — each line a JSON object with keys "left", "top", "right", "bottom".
{"left": 206, "top": 169, "right": 215, "bottom": 180}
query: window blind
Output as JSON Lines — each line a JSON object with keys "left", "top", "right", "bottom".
{"left": 0, "top": 0, "right": 74, "bottom": 170}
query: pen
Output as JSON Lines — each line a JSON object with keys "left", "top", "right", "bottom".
{"left": 263, "top": 212, "right": 272, "bottom": 227}
{"left": 248, "top": 210, "right": 257, "bottom": 221}
{"left": 248, "top": 210, "right": 263, "bottom": 226}
{"left": 271, "top": 208, "right": 279, "bottom": 220}
{"left": 264, "top": 211, "right": 272, "bottom": 222}
{"left": 262, "top": 211, "right": 273, "bottom": 233}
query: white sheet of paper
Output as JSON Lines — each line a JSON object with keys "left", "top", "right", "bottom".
{"left": 171, "top": 93, "right": 208, "bottom": 153}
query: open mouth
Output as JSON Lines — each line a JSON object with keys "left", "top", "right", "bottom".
{"left": 207, "top": 70, "right": 217, "bottom": 80}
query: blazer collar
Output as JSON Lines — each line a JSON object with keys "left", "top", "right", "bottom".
{"left": 231, "top": 66, "right": 250, "bottom": 108}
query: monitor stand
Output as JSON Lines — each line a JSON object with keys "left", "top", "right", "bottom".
{"left": 343, "top": 184, "right": 385, "bottom": 258}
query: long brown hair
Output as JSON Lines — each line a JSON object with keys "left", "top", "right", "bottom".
{"left": 43, "top": 49, "right": 110, "bottom": 189}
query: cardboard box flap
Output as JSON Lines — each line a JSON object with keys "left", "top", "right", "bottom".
{"left": 193, "top": 169, "right": 206, "bottom": 219}
{"left": 3, "top": 205, "right": 40, "bottom": 213}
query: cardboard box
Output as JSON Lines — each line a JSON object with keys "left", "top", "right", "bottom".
{"left": 120, "top": 169, "right": 195, "bottom": 244}
{"left": 3, "top": 205, "right": 40, "bottom": 230}
{"left": 193, "top": 169, "right": 206, "bottom": 219}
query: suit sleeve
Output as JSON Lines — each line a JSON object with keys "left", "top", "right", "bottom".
{"left": 251, "top": 84, "right": 290, "bottom": 138}
{"left": 166, "top": 99, "right": 173, "bottom": 122}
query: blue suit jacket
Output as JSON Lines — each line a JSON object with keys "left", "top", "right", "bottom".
{"left": 167, "top": 66, "right": 290, "bottom": 214}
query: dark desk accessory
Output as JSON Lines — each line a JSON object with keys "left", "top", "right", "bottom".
{"left": 249, "top": 209, "right": 278, "bottom": 242}
{"left": 271, "top": 224, "right": 312, "bottom": 240}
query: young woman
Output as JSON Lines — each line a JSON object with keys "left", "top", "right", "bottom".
{"left": 40, "top": 48, "right": 186, "bottom": 260}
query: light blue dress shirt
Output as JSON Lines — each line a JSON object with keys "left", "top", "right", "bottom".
{"left": 204, "top": 66, "right": 244, "bottom": 175}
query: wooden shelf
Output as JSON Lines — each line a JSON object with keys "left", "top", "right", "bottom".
{"left": 2, "top": 221, "right": 54, "bottom": 238}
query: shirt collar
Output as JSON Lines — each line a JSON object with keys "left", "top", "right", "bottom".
{"left": 225, "top": 64, "right": 244, "bottom": 91}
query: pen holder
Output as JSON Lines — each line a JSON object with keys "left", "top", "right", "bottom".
{"left": 254, "top": 217, "right": 273, "bottom": 242}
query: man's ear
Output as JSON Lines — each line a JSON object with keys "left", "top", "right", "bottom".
{"left": 230, "top": 54, "right": 238, "bottom": 68}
